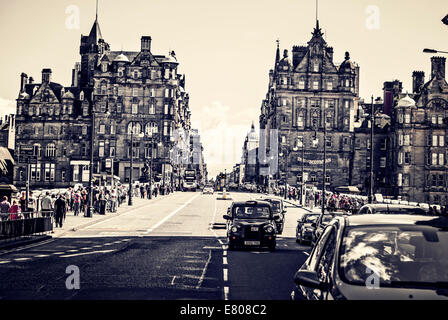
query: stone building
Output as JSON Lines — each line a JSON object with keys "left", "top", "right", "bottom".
{"left": 259, "top": 21, "right": 360, "bottom": 190}
{"left": 240, "top": 123, "right": 259, "bottom": 183}
{"left": 0, "top": 115, "right": 15, "bottom": 151}
{"left": 14, "top": 16, "right": 193, "bottom": 188}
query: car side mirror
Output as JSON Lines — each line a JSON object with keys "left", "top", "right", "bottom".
{"left": 223, "top": 214, "right": 231, "bottom": 220}
{"left": 293, "top": 270, "right": 329, "bottom": 291}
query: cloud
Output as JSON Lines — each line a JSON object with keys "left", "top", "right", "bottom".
{"left": 0, "top": 97, "right": 16, "bottom": 117}
{"left": 191, "top": 100, "right": 257, "bottom": 177}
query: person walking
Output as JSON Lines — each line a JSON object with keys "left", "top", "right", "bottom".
{"left": 8, "top": 200, "right": 20, "bottom": 220}
{"left": 54, "top": 195, "right": 66, "bottom": 228}
{"left": 41, "top": 191, "right": 53, "bottom": 218}
{"left": 73, "top": 191, "right": 81, "bottom": 216}
{"left": 0, "top": 196, "right": 11, "bottom": 221}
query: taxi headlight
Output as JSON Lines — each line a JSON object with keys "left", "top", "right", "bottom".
{"left": 231, "top": 226, "right": 238, "bottom": 233}
{"left": 265, "top": 226, "right": 274, "bottom": 233}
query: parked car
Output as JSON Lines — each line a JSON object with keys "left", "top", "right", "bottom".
{"left": 296, "top": 213, "right": 320, "bottom": 244}
{"left": 256, "top": 197, "right": 286, "bottom": 234}
{"left": 223, "top": 200, "right": 280, "bottom": 251}
{"left": 357, "top": 204, "right": 430, "bottom": 216}
{"left": 291, "top": 214, "right": 448, "bottom": 300}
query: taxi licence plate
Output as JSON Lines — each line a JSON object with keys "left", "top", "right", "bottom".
{"left": 244, "top": 241, "right": 260, "bottom": 246}
{"left": 251, "top": 227, "right": 258, "bottom": 231}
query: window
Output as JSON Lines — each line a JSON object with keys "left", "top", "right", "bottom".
{"left": 149, "top": 103, "right": 155, "bottom": 114}
{"left": 398, "top": 113, "right": 404, "bottom": 124}
{"left": 128, "top": 122, "right": 142, "bottom": 135}
{"left": 380, "top": 138, "right": 387, "bottom": 150}
{"left": 439, "top": 153, "right": 445, "bottom": 165}
{"left": 46, "top": 143, "right": 56, "bottom": 157}
{"left": 110, "top": 124, "right": 116, "bottom": 135}
{"left": 61, "top": 171, "right": 66, "bottom": 182}
{"left": 325, "top": 174, "right": 331, "bottom": 183}
{"left": 165, "top": 89, "right": 169, "bottom": 98}
{"left": 380, "top": 157, "right": 386, "bottom": 168}
{"left": 99, "top": 124, "right": 105, "bottom": 134}
{"left": 132, "top": 88, "right": 139, "bottom": 97}
{"left": 313, "top": 81, "right": 319, "bottom": 90}
{"left": 432, "top": 115, "right": 437, "bottom": 124}
{"left": 297, "top": 112, "right": 304, "bottom": 127}
{"left": 132, "top": 104, "right": 138, "bottom": 114}
{"left": 432, "top": 153, "right": 438, "bottom": 165}
{"left": 398, "top": 134, "right": 403, "bottom": 146}
{"left": 440, "top": 135, "right": 445, "bottom": 147}
{"left": 405, "top": 113, "right": 411, "bottom": 124}
{"left": 101, "top": 83, "right": 107, "bottom": 95}
{"left": 83, "top": 105, "right": 89, "bottom": 116}
{"left": 438, "top": 116, "right": 444, "bottom": 125}
{"left": 433, "top": 135, "right": 438, "bottom": 146}
{"left": 398, "top": 152, "right": 403, "bottom": 165}
{"left": 313, "top": 63, "right": 319, "bottom": 72}
{"left": 81, "top": 144, "right": 87, "bottom": 156}
{"left": 150, "top": 88, "right": 155, "bottom": 97}
{"left": 404, "top": 134, "right": 410, "bottom": 146}
{"left": 102, "top": 63, "right": 107, "bottom": 73}
{"left": 82, "top": 126, "right": 87, "bottom": 135}
{"left": 325, "top": 136, "right": 332, "bottom": 148}
{"left": 145, "top": 122, "right": 158, "bottom": 136}
{"left": 164, "top": 104, "right": 169, "bottom": 114}
{"left": 404, "top": 152, "right": 411, "bottom": 165}
{"left": 33, "top": 144, "right": 41, "bottom": 157}
{"left": 134, "top": 71, "right": 139, "bottom": 79}
{"left": 397, "top": 173, "right": 403, "bottom": 187}
{"left": 99, "top": 141, "right": 105, "bottom": 158}
{"left": 44, "top": 163, "right": 55, "bottom": 181}
{"left": 110, "top": 146, "right": 116, "bottom": 157}
{"left": 117, "top": 103, "right": 122, "bottom": 113}
{"left": 327, "top": 81, "right": 333, "bottom": 90}
{"left": 163, "top": 121, "right": 170, "bottom": 136}
{"left": 80, "top": 91, "right": 84, "bottom": 100}
{"left": 298, "top": 80, "right": 305, "bottom": 90}
{"left": 118, "top": 87, "right": 124, "bottom": 96}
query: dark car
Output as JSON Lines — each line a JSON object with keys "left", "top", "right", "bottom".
{"left": 223, "top": 200, "right": 280, "bottom": 251}
{"left": 296, "top": 213, "right": 320, "bottom": 245}
{"left": 357, "top": 204, "right": 429, "bottom": 216}
{"left": 256, "top": 197, "right": 286, "bottom": 234}
{"left": 311, "top": 212, "right": 348, "bottom": 246}
{"left": 291, "top": 214, "right": 448, "bottom": 300}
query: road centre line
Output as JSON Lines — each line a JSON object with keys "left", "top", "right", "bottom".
{"left": 144, "top": 194, "right": 200, "bottom": 234}
{"left": 223, "top": 268, "right": 228, "bottom": 282}
{"left": 195, "top": 250, "right": 212, "bottom": 289}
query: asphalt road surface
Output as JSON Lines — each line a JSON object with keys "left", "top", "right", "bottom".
{"left": 0, "top": 192, "right": 311, "bottom": 300}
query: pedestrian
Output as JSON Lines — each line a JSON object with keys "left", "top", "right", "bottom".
{"left": 41, "top": 191, "right": 53, "bottom": 218}
{"left": 140, "top": 184, "right": 145, "bottom": 199}
{"left": 110, "top": 189, "right": 117, "bottom": 213}
{"left": 8, "top": 200, "right": 20, "bottom": 220}
{"left": 54, "top": 195, "right": 66, "bottom": 227}
{"left": 19, "top": 192, "right": 26, "bottom": 215}
{"left": 73, "top": 191, "right": 81, "bottom": 216}
{"left": 0, "top": 196, "right": 11, "bottom": 221}
{"left": 27, "top": 191, "right": 35, "bottom": 218}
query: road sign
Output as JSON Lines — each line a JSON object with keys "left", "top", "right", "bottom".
{"left": 18, "top": 156, "right": 37, "bottom": 164}
{"left": 20, "top": 145, "right": 34, "bottom": 156}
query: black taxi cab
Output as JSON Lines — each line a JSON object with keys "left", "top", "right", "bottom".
{"left": 223, "top": 200, "right": 279, "bottom": 251}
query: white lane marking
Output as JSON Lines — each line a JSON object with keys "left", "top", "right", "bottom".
{"left": 223, "top": 250, "right": 227, "bottom": 257}
{"left": 223, "top": 257, "right": 228, "bottom": 265}
{"left": 14, "top": 257, "right": 31, "bottom": 261}
{"left": 0, "top": 260, "right": 11, "bottom": 264}
{"left": 224, "top": 286, "right": 229, "bottom": 300}
{"left": 304, "top": 252, "right": 310, "bottom": 256}
{"left": 170, "top": 276, "right": 177, "bottom": 286}
{"left": 60, "top": 249, "right": 115, "bottom": 258}
{"left": 223, "top": 268, "right": 228, "bottom": 282}
{"left": 202, "top": 246, "right": 222, "bottom": 250}
{"left": 35, "top": 254, "right": 49, "bottom": 258}
{"left": 196, "top": 250, "right": 212, "bottom": 289}
{"left": 144, "top": 194, "right": 200, "bottom": 234}
{"left": 81, "top": 247, "right": 92, "bottom": 250}
{"left": 0, "top": 238, "right": 55, "bottom": 257}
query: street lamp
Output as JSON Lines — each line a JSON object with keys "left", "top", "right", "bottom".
{"left": 423, "top": 48, "right": 448, "bottom": 55}
{"left": 298, "top": 136, "right": 305, "bottom": 206}
{"left": 312, "top": 119, "right": 327, "bottom": 217}
{"left": 368, "top": 96, "right": 375, "bottom": 204}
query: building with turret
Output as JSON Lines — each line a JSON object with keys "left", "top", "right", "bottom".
{"left": 14, "top": 14, "right": 193, "bottom": 188}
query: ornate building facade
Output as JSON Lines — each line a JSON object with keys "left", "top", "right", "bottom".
{"left": 14, "top": 16, "right": 197, "bottom": 188}
{"left": 260, "top": 21, "right": 360, "bottom": 190}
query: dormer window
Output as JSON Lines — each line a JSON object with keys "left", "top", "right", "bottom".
{"left": 102, "top": 63, "right": 108, "bottom": 73}
{"left": 298, "top": 80, "right": 305, "bottom": 90}
{"left": 134, "top": 70, "right": 139, "bottom": 79}
{"left": 313, "top": 63, "right": 319, "bottom": 72}
{"left": 405, "top": 113, "right": 411, "bottom": 124}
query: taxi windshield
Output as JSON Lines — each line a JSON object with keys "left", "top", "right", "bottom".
{"left": 233, "top": 205, "right": 271, "bottom": 219}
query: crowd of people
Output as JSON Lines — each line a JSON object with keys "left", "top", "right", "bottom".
{"left": 0, "top": 181, "right": 177, "bottom": 227}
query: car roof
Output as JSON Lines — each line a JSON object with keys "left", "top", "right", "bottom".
{"left": 360, "top": 203, "right": 428, "bottom": 211}
{"left": 232, "top": 200, "right": 271, "bottom": 207}
{"left": 344, "top": 214, "right": 448, "bottom": 227}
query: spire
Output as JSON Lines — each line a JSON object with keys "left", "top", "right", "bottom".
{"left": 312, "top": 0, "right": 323, "bottom": 38}
{"left": 87, "top": 0, "right": 102, "bottom": 45}
{"left": 251, "top": 121, "right": 255, "bottom": 130}
{"left": 275, "top": 39, "right": 280, "bottom": 65}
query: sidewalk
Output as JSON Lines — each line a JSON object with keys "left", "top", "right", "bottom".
{"left": 0, "top": 192, "right": 177, "bottom": 250}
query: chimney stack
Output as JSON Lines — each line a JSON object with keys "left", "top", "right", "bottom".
{"left": 412, "top": 71, "right": 425, "bottom": 94}
{"left": 141, "top": 36, "right": 152, "bottom": 52}
{"left": 431, "top": 56, "right": 446, "bottom": 79}
{"left": 29, "top": 77, "right": 34, "bottom": 84}
{"left": 20, "top": 73, "right": 28, "bottom": 92}
{"left": 42, "top": 68, "right": 52, "bottom": 83}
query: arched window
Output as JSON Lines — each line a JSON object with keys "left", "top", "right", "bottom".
{"left": 127, "top": 122, "right": 142, "bottom": 135}
{"left": 46, "top": 143, "right": 56, "bottom": 157}
{"left": 33, "top": 144, "right": 41, "bottom": 157}
{"left": 145, "top": 122, "right": 158, "bottom": 136}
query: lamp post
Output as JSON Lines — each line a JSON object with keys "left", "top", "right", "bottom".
{"left": 86, "top": 106, "right": 96, "bottom": 218}
{"left": 423, "top": 48, "right": 448, "bottom": 55}
{"left": 368, "top": 95, "right": 375, "bottom": 204}
{"left": 312, "top": 120, "right": 327, "bottom": 217}
{"left": 299, "top": 136, "right": 305, "bottom": 206}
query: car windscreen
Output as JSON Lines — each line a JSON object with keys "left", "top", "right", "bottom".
{"left": 233, "top": 205, "right": 271, "bottom": 219}
{"left": 304, "top": 215, "right": 319, "bottom": 223}
{"left": 339, "top": 225, "right": 448, "bottom": 288}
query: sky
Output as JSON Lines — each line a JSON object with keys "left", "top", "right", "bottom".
{"left": 1, "top": 0, "right": 448, "bottom": 178}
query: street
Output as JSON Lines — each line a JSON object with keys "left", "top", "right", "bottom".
{"left": 0, "top": 192, "right": 310, "bottom": 300}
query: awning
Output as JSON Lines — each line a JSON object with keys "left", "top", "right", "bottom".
{"left": 334, "top": 186, "right": 361, "bottom": 194}
{"left": 0, "top": 184, "right": 18, "bottom": 192}
{"left": 70, "top": 160, "right": 90, "bottom": 165}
